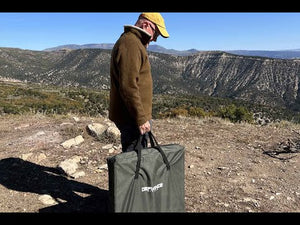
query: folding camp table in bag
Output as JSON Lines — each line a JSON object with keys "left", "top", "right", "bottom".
{"left": 107, "top": 131, "right": 185, "bottom": 212}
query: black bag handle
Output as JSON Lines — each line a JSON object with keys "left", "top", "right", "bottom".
{"left": 148, "top": 131, "right": 170, "bottom": 169}
{"left": 134, "top": 131, "right": 170, "bottom": 179}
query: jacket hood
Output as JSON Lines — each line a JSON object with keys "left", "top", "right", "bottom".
{"left": 124, "top": 25, "right": 151, "bottom": 46}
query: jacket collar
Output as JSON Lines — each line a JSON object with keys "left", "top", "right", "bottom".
{"left": 124, "top": 25, "right": 151, "bottom": 46}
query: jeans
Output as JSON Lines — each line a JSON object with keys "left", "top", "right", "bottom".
{"left": 115, "top": 120, "right": 152, "bottom": 153}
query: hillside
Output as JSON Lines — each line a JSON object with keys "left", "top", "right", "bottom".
{"left": 0, "top": 113, "right": 299, "bottom": 212}
{"left": 2, "top": 80, "right": 300, "bottom": 125}
{"left": 1, "top": 47, "right": 300, "bottom": 112}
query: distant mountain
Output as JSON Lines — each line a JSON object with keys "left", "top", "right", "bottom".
{"left": 44, "top": 43, "right": 300, "bottom": 59}
{"left": 44, "top": 43, "right": 115, "bottom": 51}
{"left": 1, "top": 47, "right": 300, "bottom": 112}
{"left": 148, "top": 45, "right": 199, "bottom": 56}
{"left": 44, "top": 43, "right": 200, "bottom": 56}
{"left": 226, "top": 50, "right": 300, "bottom": 59}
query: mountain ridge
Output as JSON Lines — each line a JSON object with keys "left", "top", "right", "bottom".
{"left": 43, "top": 43, "right": 200, "bottom": 56}
{"left": 1, "top": 47, "right": 300, "bottom": 112}
{"left": 43, "top": 43, "right": 300, "bottom": 59}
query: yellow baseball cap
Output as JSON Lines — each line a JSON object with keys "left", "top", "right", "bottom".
{"left": 140, "top": 12, "right": 169, "bottom": 38}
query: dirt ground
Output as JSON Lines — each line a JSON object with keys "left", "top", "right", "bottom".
{"left": 0, "top": 113, "right": 300, "bottom": 213}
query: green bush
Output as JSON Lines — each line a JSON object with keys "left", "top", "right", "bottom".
{"left": 3, "top": 105, "right": 20, "bottom": 114}
{"left": 217, "top": 104, "right": 253, "bottom": 123}
{"left": 158, "top": 106, "right": 210, "bottom": 119}
{"left": 158, "top": 107, "right": 188, "bottom": 118}
{"left": 188, "top": 106, "right": 207, "bottom": 118}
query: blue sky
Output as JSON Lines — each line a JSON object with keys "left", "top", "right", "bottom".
{"left": 0, "top": 12, "right": 299, "bottom": 51}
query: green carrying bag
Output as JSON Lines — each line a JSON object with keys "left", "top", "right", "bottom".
{"left": 106, "top": 131, "right": 185, "bottom": 212}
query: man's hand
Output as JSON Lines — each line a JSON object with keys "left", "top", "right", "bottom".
{"left": 139, "top": 121, "right": 151, "bottom": 135}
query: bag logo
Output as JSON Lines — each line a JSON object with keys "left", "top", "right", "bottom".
{"left": 141, "top": 183, "right": 163, "bottom": 193}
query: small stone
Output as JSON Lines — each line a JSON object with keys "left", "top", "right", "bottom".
{"left": 38, "top": 194, "right": 57, "bottom": 205}
{"left": 72, "top": 171, "right": 85, "bottom": 179}
{"left": 98, "top": 164, "right": 108, "bottom": 170}
{"left": 21, "top": 153, "right": 33, "bottom": 160}
{"left": 73, "top": 116, "right": 80, "bottom": 122}
{"left": 102, "top": 144, "right": 113, "bottom": 150}
{"left": 217, "top": 166, "right": 229, "bottom": 170}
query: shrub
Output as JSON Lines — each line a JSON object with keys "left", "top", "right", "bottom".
{"left": 171, "top": 107, "right": 189, "bottom": 117}
{"left": 217, "top": 104, "right": 253, "bottom": 123}
{"left": 158, "top": 107, "right": 188, "bottom": 118}
{"left": 2, "top": 105, "right": 20, "bottom": 114}
{"left": 188, "top": 106, "right": 207, "bottom": 118}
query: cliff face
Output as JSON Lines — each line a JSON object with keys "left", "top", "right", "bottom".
{"left": 179, "top": 52, "right": 300, "bottom": 107}
{"left": 1, "top": 48, "right": 300, "bottom": 110}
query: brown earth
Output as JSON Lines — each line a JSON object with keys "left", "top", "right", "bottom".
{"left": 0, "top": 113, "right": 300, "bottom": 213}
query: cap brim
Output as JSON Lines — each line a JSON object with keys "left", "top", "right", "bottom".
{"left": 157, "top": 25, "right": 169, "bottom": 38}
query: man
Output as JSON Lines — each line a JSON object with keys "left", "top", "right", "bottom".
{"left": 109, "top": 12, "right": 169, "bottom": 152}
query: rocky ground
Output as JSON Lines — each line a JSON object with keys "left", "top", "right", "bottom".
{"left": 0, "top": 113, "right": 300, "bottom": 213}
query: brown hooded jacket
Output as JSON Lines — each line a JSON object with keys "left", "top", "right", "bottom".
{"left": 109, "top": 25, "right": 153, "bottom": 126}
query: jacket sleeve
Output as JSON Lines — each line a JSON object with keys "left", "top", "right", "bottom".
{"left": 116, "top": 42, "right": 147, "bottom": 126}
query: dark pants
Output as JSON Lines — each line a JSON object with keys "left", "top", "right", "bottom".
{"left": 115, "top": 121, "right": 152, "bottom": 153}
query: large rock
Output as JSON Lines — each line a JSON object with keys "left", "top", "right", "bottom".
{"left": 106, "top": 125, "right": 120, "bottom": 142}
{"left": 38, "top": 194, "right": 58, "bottom": 205}
{"left": 58, "top": 158, "right": 78, "bottom": 175}
{"left": 58, "top": 156, "right": 82, "bottom": 177}
{"left": 87, "top": 123, "right": 107, "bottom": 140}
{"left": 61, "top": 135, "right": 84, "bottom": 149}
